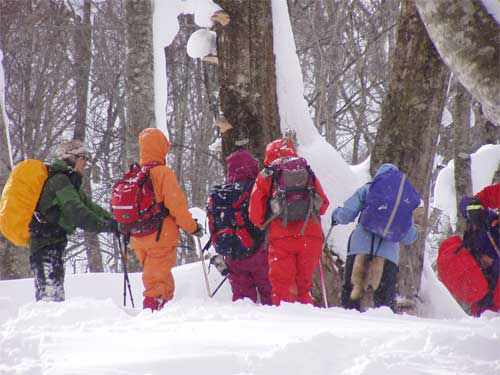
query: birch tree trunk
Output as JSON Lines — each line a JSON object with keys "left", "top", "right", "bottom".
{"left": 125, "top": 0, "right": 155, "bottom": 165}
{"left": 370, "top": 0, "right": 449, "bottom": 311}
{"left": 415, "top": 0, "right": 500, "bottom": 124}
{"left": 216, "top": 0, "right": 281, "bottom": 161}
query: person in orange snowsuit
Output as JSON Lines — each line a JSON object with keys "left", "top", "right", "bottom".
{"left": 130, "top": 128, "right": 203, "bottom": 311}
{"left": 249, "top": 139, "right": 329, "bottom": 305}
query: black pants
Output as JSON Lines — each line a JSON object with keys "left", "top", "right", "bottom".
{"left": 29, "top": 242, "right": 66, "bottom": 302}
{"left": 341, "top": 254, "right": 398, "bottom": 312}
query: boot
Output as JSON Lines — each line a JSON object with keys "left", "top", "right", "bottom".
{"left": 143, "top": 296, "right": 166, "bottom": 311}
{"left": 350, "top": 254, "right": 368, "bottom": 301}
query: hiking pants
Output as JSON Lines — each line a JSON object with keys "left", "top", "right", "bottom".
{"left": 226, "top": 244, "right": 272, "bottom": 305}
{"left": 29, "top": 242, "right": 66, "bottom": 302}
{"left": 133, "top": 245, "right": 177, "bottom": 304}
{"left": 341, "top": 254, "right": 398, "bottom": 312}
{"left": 268, "top": 237, "right": 322, "bottom": 305}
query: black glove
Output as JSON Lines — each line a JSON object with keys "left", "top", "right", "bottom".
{"left": 193, "top": 221, "right": 204, "bottom": 238}
{"left": 466, "top": 198, "right": 488, "bottom": 231}
{"left": 102, "top": 219, "right": 120, "bottom": 235}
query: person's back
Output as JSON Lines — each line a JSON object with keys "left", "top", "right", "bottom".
{"left": 214, "top": 149, "right": 271, "bottom": 305}
{"left": 249, "top": 139, "right": 329, "bottom": 305}
{"left": 129, "top": 128, "right": 202, "bottom": 311}
{"left": 332, "top": 163, "right": 420, "bottom": 312}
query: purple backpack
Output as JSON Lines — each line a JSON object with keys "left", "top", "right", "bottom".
{"left": 267, "top": 156, "right": 322, "bottom": 229}
{"left": 359, "top": 170, "right": 420, "bottom": 242}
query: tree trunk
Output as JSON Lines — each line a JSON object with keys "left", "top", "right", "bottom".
{"left": 415, "top": 0, "right": 500, "bottom": 124}
{"left": 125, "top": 0, "right": 155, "bottom": 165}
{"left": 216, "top": 0, "right": 281, "bottom": 161}
{"left": 450, "top": 79, "right": 473, "bottom": 234}
{"left": 73, "top": 0, "right": 92, "bottom": 140}
{"left": 370, "top": 0, "right": 449, "bottom": 310}
{"left": 0, "top": 83, "right": 30, "bottom": 279}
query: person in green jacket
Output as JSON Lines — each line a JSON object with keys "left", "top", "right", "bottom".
{"left": 29, "top": 140, "right": 118, "bottom": 302}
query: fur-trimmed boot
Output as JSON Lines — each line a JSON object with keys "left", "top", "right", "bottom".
{"left": 363, "top": 256, "right": 385, "bottom": 293}
{"left": 350, "top": 254, "right": 369, "bottom": 301}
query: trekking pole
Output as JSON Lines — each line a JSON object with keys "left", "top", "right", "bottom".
{"left": 117, "top": 234, "right": 135, "bottom": 308}
{"left": 318, "top": 257, "right": 328, "bottom": 308}
{"left": 196, "top": 236, "right": 212, "bottom": 297}
{"left": 317, "top": 223, "right": 336, "bottom": 308}
{"left": 210, "top": 275, "right": 228, "bottom": 298}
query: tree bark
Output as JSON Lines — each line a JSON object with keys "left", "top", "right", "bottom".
{"left": 370, "top": 0, "right": 449, "bottom": 309}
{"left": 216, "top": 0, "right": 281, "bottom": 161}
{"left": 125, "top": 0, "right": 155, "bottom": 165}
{"left": 415, "top": 0, "right": 500, "bottom": 125}
{"left": 73, "top": 0, "right": 92, "bottom": 140}
{"left": 450, "top": 79, "right": 473, "bottom": 234}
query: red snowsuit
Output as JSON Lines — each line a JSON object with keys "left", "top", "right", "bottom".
{"left": 249, "top": 139, "right": 329, "bottom": 305}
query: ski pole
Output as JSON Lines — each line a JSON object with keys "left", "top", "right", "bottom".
{"left": 117, "top": 234, "right": 135, "bottom": 308}
{"left": 318, "top": 257, "right": 328, "bottom": 308}
{"left": 210, "top": 275, "right": 228, "bottom": 298}
{"left": 196, "top": 236, "right": 212, "bottom": 297}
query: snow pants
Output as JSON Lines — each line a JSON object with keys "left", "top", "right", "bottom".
{"left": 267, "top": 237, "right": 322, "bottom": 305}
{"left": 133, "top": 245, "right": 177, "bottom": 308}
{"left": 226, "top": 244, "right": 272, "bottom": 305}
{"left": 341, "top": 254, "right": 398, "bottom": 312}
{"left": 29, "top": 241, "right": 66, "bottom": 302}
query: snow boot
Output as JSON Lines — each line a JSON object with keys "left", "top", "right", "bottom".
{"left": 143, "top": 296, "right": 166, "bottom": 311}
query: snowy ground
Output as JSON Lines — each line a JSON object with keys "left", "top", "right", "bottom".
{"left": 1, "top": 263, "right": 499, "bottom": 375}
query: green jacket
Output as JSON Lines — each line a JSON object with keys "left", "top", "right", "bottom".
{"left": 29, "top": 159, "right": 112, "bottom": 252}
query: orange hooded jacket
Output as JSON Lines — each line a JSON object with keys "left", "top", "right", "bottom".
{"left": 130, "top": 128, "right": 197, "bottom": 250}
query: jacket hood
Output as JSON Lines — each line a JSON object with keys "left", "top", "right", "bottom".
{"left": 226, "top": 149, "right": 259, "bottom": 183}
{"left": 374, "top": 163, "right": 399, "bottom": 178}
{"left": 139, "top": 128, "right": 170, "bottom": 165}
{"left": 263, "top": 138, "right": 297, "bottom": 166}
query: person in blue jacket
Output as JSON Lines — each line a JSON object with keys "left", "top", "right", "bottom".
{"left": 332, "top": 163, "right": 420, "bottom": 312}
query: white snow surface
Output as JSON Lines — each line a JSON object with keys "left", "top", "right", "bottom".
{"left": 2, "top": 265, "right": 499, "bottom": 375}
{"left": 433, "top": 144, "right": 500, "bottom": 226}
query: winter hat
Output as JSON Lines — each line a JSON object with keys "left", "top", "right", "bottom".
{"left": 263, "top": 138, "right": 297, "bottom": 166}
{"left": 226, "top": 149, "right": 259, "bottom": 183}
{"left": 55, "top": 139, "right": 90, "bottom": 167}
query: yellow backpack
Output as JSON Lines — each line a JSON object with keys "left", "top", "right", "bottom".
{"left": 0, "top": 160, "right": 48, "bottom": 247}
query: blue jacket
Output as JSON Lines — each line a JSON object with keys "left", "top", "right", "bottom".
{"left": 332, "top": 164, "right": 418, "bottom": 265}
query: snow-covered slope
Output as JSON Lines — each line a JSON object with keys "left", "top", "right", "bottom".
{"left": 1, "top": 264, "right": 499, "bottom": 375}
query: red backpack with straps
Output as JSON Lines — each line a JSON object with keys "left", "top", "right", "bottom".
{"left": 111, "top": 162, "right": 168, "bottom": 238}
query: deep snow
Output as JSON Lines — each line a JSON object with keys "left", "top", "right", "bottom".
{"left": 1, "top": 266, "right": 499, "bottom": 375}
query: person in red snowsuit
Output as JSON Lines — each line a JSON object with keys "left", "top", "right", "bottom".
{"left": 248, "top": 139, "right": 329, "bottom": 306}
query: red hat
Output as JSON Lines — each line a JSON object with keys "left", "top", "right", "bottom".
{"left": 263, "top": 138, "right": 297, "bottom": 166}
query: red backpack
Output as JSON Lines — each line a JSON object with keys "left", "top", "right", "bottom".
{"left": 111, "top": 162, "right": 168, "bottom": 238}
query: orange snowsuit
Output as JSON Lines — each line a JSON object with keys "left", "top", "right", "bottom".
{"left": 130, "top": 128, "right": 198, "bottom": 307}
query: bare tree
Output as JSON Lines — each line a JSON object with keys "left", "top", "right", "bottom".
{"left": 125, "top": 0, "right": 155, "bottom": 164}
{"left": 216, "top": 0, "right": 281, "bottom": 160}
{"left": 450, "top": 79, "right": 473, "bottom": 234}
{"left": 415, "top": 0, "right": 500, "bottom": 125}
{"left": 370, "top": 0, "right": 450, "bottom": 312}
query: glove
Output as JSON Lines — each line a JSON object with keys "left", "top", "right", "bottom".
{"left": 331, "top": 215, "right": 338, "bottom": 227}
{"left": 193, "top": 221, "right": 204, "bottom": 238}
{"left": 103, "top": 219, "right": 120, "bottom": 235}
{"left": 466, "top": 198, "right": 487, "bottom": 231}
